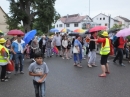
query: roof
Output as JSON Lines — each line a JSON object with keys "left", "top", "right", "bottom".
{"left": 118, "top": 16, "right": 130, "bottom": 22}
{"left": 59, "top": 14, "right": 92, "bottom": 23}
{"left": 92, "top": 13, "right": 120, "bottom": 22}
{"left": 0, "top": 6, "right": 8, "bottom": 17}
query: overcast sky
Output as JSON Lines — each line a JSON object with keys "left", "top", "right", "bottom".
{"left": 1, "top": 0, "right": 130, "bottom": 19}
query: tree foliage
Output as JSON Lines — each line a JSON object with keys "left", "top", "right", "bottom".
{"left": 110, "top": 24, "right": 123, "bottom": 30}
{"left": 6, "top": 0, "right": 60, "bottom": 34}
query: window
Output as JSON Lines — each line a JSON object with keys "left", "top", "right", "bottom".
{"left": 103, "top": 17, "right": 105, "bottom": 20}
{"left": 100, "top": 18, "right": 102, "bottom": 20}
{"left": 59, "top": 24, "right": 62, "bottom": 27}
{"left": 66, "top": 24, "right": 70, "bottom": 27}
{"left": 105, "top": 23, "right": 107, "bottom": 26}
{"left": 74, "top": 23, "right": 78, "bottom": 27}
{"left": 57, "top": 24, "right": 58, "bottom": 27}
{"left": 82, "top": 23, "right": 86, "bottom": 29}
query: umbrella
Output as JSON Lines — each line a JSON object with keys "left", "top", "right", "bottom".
{"left": 116, "top": 28, "right": 130, "bottom": 37}
{"left": 7, "top": 30, "right": 24, "bottom": 35}
{"left": 50, "top": 28, "right": 59, "bottom": 33}
{"left": 108, "top": 28, "right": 121, "bottom": 33}
{"left": 89, "top": 26, "right": 107, "bottom": 33}
{"left": 60, "top": 28, "right": 70, "bottom": 33}
{"left": 69, "top": 32, "right": 79, "bottom": 36}
{"left": 23, "top": 30, "right": 37, "bottom": 45}
{"left": 73, "top": 29, "right": 85, "bottom": 33}
{"left": 85, "top": 30, "right": 90, "bottom": 34}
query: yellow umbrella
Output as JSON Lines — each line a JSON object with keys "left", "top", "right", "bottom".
{"left": 73, "top": 29, "right": 85, "bottom": 33}
{"left": 60, "top": 28, "right": 70, "bottom": 33}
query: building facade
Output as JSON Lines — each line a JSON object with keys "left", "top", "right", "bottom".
{"left": 114, "top": 16, "right": 130, "bottom": 28}
{"left": 0, "top": 6, "right": 9, "bottom": 34}
{"left": 92, "top": 13, "right": 119, "bottom": 30}
{"left": 55, "top": 14, "right": 93, "bottom": 31}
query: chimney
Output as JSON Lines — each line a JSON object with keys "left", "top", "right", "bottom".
{"left": 67, "top": 14, "right": 69, "bottom": 18}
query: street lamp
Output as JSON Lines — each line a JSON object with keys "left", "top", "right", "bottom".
{"left": 89, "top": 0, "right": 90, "bottom": 16}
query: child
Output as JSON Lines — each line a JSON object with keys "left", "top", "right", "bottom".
{"left": 28, "top": 52, "right": 49, "bottom": 97}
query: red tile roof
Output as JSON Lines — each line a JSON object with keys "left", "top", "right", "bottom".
{"left": 60, "top": 14, "right": 89, "bottom": 23}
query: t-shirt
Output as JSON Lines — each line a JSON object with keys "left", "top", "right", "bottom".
{"left": 28, "top": 62, "right": 49, "bottom": 82}
{"left": 53, "top": 35, "right": 61, "bottom": 46}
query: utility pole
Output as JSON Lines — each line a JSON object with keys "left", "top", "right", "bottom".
{"left": 89, "top": 0, "right": 90, "bottom": 16}
{"left": 108, "top": 15, "right": 111, "bottom": 30}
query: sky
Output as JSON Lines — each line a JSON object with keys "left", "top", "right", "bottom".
{"left": 0, "top": 0, "right": 130, "bottom": 19}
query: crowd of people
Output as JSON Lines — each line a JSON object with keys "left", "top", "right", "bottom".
{"left": 0, "top": 30, "right": 130, "bottom": 97}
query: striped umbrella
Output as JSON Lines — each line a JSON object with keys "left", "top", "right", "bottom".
{"left": 60, "top": 28, "right": 70, "bottom": 33}
{"left": 73, "top": 29, "right": 85, "bottom": 33}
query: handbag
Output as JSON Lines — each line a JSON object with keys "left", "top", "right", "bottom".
{"left": 34, "top": 48, "right": 41, "bottom": 53}
{"left": 73, "top": 46, "right": 79, "bottom": 53}
{"left": 6, "top": 60, "right": 14, "bottom": 71}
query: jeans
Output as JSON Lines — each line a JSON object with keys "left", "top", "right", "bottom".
{"left": 46, "top": 48, "right": 52, "bottom": 57}
{"left": 114, "top": 48, "right": 123, "bottom": 64}
{"left": 14, "top": 53, "right": 23, "bottom": 72}
{"left": 1, "top": 65, "right": 7, "bottom": 79}
{"left": 88, "top": 50, "right": 96, "bottom": 64}
{"left": 33, "top": 80, "right": 46, "bottom": 97}
{"left": 124, "top": 48, "right": 129, "bottom": 58}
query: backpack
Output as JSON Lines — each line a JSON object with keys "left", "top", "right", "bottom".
{"left": 113, "top": 37, "right": 119, "bottom": 48}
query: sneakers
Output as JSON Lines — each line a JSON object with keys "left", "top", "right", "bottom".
{"left": 1, "top": 79, "right": 8, "bottom": 82}
{"left": 20, "top": 71, "right": 24, "bottom": 74}
{"left": 120, "top": 63, "right": 125, "bottom": 67}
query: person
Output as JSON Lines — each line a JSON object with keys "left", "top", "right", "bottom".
{"left": 52, "top": 32, "right": 62, "bottom": 57}
{"left": 67, "top": 38, "right": 72, "bottom": 59}
{"left": 46, "top": 37, "right": 52, "bottom": 58}
{"left": 73, "top": 35, "right": 82, "bottom": 68}
{"left": 94, "top": 31, "right": 111, "bottom": 77}
{"left": 87, "top": 32, "right": 97, "bottom": 67}
{"left": 28, "top": 52, "right": 49, "bottom": 97}
{"left": 62, "top": 36, "right": 68, "bottom": 59}
{"left": 5, "top": 39, "right": 14, "bottom": 74}
{"left": 11, "top": 35, "right": 25, "bottom": 74}
{"left": 0, "top": 38, "right": 11, "bottom": 82}
{"left": 39, "top": 36, "right": 46, "bottom": 56}
{"left": 30, "top": 39, "right": 40, "bottom": 61}
{"left": 113, "top": 37, "right": 127, "bottom": 66}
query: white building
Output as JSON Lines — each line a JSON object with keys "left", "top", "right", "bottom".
{"left": 0, "top": 6, "right": 9, "bottom": 34}
{"left": 114, "top": 16, "right": 130, "bottom": 28}
{"left": 92, "top": 13, "right": 120, "bottom": 29}
{"left": 55, "top": 14, "right": 93, "bottom": 32}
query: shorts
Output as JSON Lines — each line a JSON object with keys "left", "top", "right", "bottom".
{"left": 56, "top": 46, "right": 61, "bottom": 51}
{"left": 100, "top": 54, "right": 109, "bottom": 65}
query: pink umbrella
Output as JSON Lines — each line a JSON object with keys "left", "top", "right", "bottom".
{"left": 116, "top": 28, "right": 130, "bottom": 37}
{"left": 89, "top": 26, "right": 107, "bottom": 33}
{"left": 7, "top": 30, "right": 25, "bottom": 36}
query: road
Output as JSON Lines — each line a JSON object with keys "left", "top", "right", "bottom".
{"left": 0, "top": 55, "right": 130, "bottom": 97}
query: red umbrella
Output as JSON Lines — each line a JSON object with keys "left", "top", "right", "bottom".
{"left": 89, "top": 26, "right": 107, "bottom": 33}
{"left": 7, "top": 30, "right": 25, "bottom": 36}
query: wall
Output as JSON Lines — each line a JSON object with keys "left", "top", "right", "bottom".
{"left": 93, "top": 14, "right": 117, "bottom": 29}
{"left": 0, "top": 8, "right": 9, "bottom": 34}
{"left": 55, "top": 19, "right": 65, "bottom": 32}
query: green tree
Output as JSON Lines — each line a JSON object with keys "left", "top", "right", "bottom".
{"left": 6, "top": 0, "right": 58, "bottom": 33}
{"left": 110, "top": 24, "right": 123, "bottom": 30}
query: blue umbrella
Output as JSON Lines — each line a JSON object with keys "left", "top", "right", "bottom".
{"left": 23, "top": 30, "right": 37, "bottom": 45}
{"left": 50, "top": 28, "right": 59, "bottom": 33}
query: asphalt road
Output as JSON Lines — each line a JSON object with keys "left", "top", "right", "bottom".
{"left": 0, "top": 55, "right": 130, "bottom": 97}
